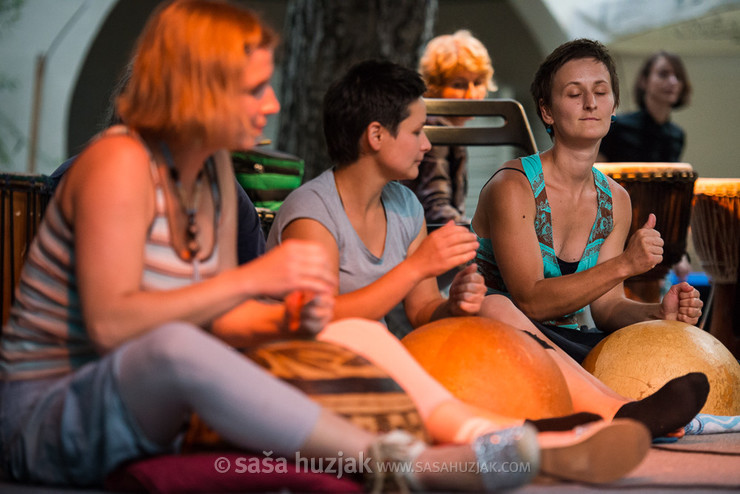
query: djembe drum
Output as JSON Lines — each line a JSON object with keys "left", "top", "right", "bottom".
{"left": 690, "top": 178, "right": 740, "bottom": 358}
{"left": 1, "top": 173, "right": 53, "bottom": 325}
{"left": 595, "top": 163, "right": 697, "bottom": 302}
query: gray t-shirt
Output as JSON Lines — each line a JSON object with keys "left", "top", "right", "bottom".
{"left": 266, "top": 168, "right": 424, "bottom": 325}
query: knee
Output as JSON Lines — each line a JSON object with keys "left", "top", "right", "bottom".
{"left": 480, "top": 295, "right": 529, "bottom": 328}
{"left": 130, "top": 322, "right": 227, "bottom": 379}
{"left": 318, "top": 317, "right": 393, "bottom": 343}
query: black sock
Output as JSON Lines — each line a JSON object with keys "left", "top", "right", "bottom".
{"left": 614, "top": 372, "right": 710, "bottom": 439}
{"left": 526, "top": 412, "right": 603, "bottom": 432}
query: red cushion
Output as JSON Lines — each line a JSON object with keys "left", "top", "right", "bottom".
{"left": 105, "top": 452, "right": 363, "bottom": 493}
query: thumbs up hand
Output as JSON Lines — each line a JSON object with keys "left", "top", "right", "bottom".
{"left": 642, "top": 213, "right": 657, "bottom": 230}
{"left": 623, "top": 213, "right": 664, "bottom": 276}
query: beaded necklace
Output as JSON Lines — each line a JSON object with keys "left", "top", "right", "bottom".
{"left": 160, "top": 142, "right": 221, "bottom": 280}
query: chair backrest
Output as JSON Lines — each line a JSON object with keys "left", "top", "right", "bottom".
{"left": 422, "top": 98, "right": 538, "bottom": 155}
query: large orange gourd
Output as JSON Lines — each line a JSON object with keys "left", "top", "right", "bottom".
{"left": 402, "top": 316, "right": 574, "bottom": 420}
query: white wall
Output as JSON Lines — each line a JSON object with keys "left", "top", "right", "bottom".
{"left": 680, "top": 55, "right": 740, "bottom": 178}
{"left": 0, "top": 0, "right": 116, "bottom": 174}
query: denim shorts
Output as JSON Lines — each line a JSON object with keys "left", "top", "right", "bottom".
{"left": 0, "top": 349, "right": 171, "bottom": 486}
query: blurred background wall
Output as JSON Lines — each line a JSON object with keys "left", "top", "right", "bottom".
{"left": 1, "top": 0, "right": 738, "bottom": 181}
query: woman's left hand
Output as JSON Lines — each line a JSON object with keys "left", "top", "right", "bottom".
{"left": 448, "top": 263, "right": 486, "bottom": 316}
{"left": 660, "top": 281, "right": 703, "bottom": 325}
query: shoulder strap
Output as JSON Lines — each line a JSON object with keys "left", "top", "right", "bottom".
{"left": 491, "top": 166, "right": 526, "bottom": 179}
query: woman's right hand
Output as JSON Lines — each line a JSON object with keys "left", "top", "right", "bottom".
{"left": 283, "top": 290, "right": 335, "bottom": 335}
{"left": 241, "top": 239, "right": 337, "bottom": 300}
{"left": 407, "top": 221, "right": 479, "bottom": 279}
{"left": 621, "top": 213, "right": 664, "bottom": 276}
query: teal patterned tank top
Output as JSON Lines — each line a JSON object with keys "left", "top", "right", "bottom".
{"left": 475, "top": 153, "right": 613, "bottom": 330}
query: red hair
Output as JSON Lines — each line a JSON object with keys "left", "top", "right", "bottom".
{"left": 117, "top": 0, "right": 276, "bottom": 147}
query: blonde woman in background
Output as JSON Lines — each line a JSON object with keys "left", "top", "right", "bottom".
{"left": 402, "top": 30, "right": 496, "bottom": 226}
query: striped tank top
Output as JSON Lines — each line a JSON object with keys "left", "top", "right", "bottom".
{"left": 475, "top": 153, "right": 613, "bottom": 330}
{"left": 0, "top": 128, "right": 222, "bottom": 379}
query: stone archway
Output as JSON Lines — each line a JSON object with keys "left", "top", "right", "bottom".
{"left": 65, "top": 0, "right": 156, "bottom": 157}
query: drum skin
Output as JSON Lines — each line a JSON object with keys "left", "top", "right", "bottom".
{"left": 402, "top": 316, "right": 574, "bottom": 420}
{"left": 184, "top": 340, "right": 429, "bottom": 451}
{"left": 583, "top": 320, "right": 740, "bottom": 415}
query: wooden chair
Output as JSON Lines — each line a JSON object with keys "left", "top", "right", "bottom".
{"left": 422, "top": 98, "right": 538, "bottom": 155}
{"left": 421, "top": 98, "right": 538, "bottom": 235}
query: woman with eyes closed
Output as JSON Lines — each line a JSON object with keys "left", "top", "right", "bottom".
{"left": 472, "top": 38, "right": 704, "bottom": 366}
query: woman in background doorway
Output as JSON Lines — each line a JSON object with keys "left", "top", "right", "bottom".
{"left": 598, "top": 50, "right": 691, "bottom": 163}
{"left": 402, "top": 30, "right": 496, "bottom": 227}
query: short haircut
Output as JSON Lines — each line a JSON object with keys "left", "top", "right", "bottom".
{"left": 418, "top": 30, "right": 496, "bottom": 97}
{"left": 323, "top": 59, "right": 426, "bottom": 167}
{"left": 634, "top": 51, "right": 692, "bottom": 109}
{"left": 116, "top": 0, "right": 276, "bottom": 147}
{"left": 530, "top": 38, "right": 620, "bottom": 128}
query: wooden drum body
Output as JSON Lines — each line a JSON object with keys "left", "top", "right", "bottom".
{"left": 1, "top": 173, "right": 52, "bottom": 325}
{"left": 690, "top": 178, "right": 740, "bottom": 357}
{"left": 184, "top": 340, "right": 429, "bottom": 451}
{"left": 595, "top": 163, "right": 697, "bottom": 302}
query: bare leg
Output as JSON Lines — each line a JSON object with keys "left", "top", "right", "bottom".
{"left": 480, "top": 296, "right": 711, "bottom": 438}
{"left": 318, "top": 318, "right": 524, "bottom": 443}
{"left": 319, "top": 319, "right": 608, "bottom": 444}
{"left": 479, "top": 295, "right": 626, "bottom": 417}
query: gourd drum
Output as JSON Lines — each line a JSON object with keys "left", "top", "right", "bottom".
{"left": 583, "top": 320, "right": 740, "bottom": 415}
{"left": 184, "top": 340, "right": 429, "bottom": 451}
{"left": 1, "top": 173, "right": 53, "bottom": 325}
{"left": 402, "top": 317, "right": 574, "bottom": 420}
{"left": 690, "top": 178, "right": 740, "bottom": 357}
{"left": 594, "top": 163, "right": 697, "bottom": 303}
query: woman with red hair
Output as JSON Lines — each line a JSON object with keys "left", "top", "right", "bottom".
{"left": 0, "top": 2, "right": 541, "bottom": 491}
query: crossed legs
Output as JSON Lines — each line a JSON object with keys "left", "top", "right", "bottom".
{"left": 114, "top": 322, "right": 496, "bottom": 490}
{"left": 116, "top": 322, "right": 371, "bottom": 458}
